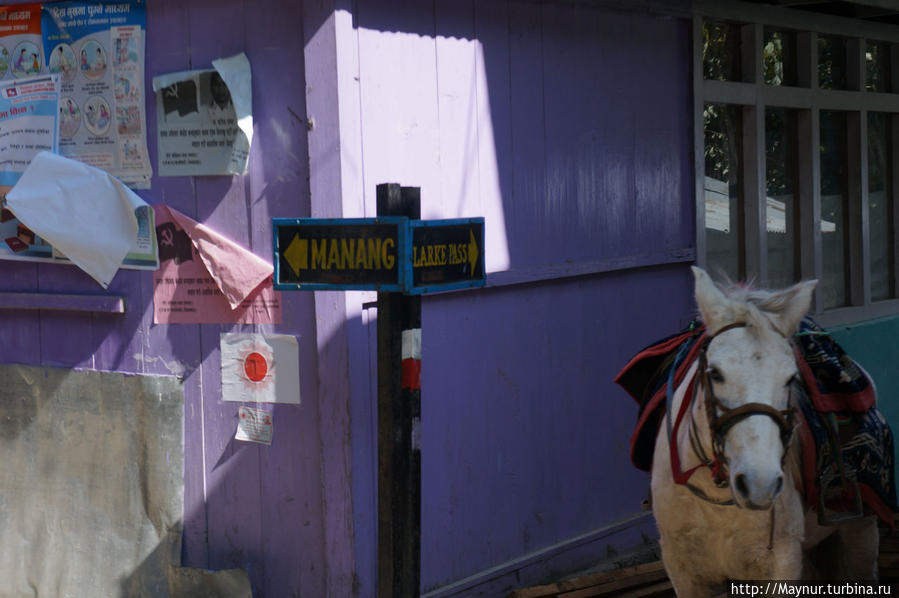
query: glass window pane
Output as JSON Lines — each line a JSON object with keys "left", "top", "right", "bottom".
{"left": 820, "top": 111, "right": 849, "bottom": 308}
{"left": 705, "top": 104, "right": 743, "bottom": 281}
{"left": 703, "top": 20, "right": 743, "bottom": 82}
{"left": 866, "top": 42, "right": 891, "bottom": 93}
{"left": 868, "top": 112, "right": 893, "bottom": 300}
{"left": 766, "top": 108, "right": 799, "bottom": 288}
{"left": 764, "top": 29, "right": 796, "bottom": 86}
{"left": 819, "top": 36, "right": 847, "bottom": 90}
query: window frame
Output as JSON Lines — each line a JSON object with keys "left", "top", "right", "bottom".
{"left": 693, "top": 0, "right": 899, "bottom": 327}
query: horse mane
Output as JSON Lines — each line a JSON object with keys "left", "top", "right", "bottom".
{"left": 706, "top": 280, "right": 794, "bottom": 340}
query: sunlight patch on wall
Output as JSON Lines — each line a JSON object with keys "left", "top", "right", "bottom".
{"left": 356, "top": 27, "right": 510, "bottom": 273}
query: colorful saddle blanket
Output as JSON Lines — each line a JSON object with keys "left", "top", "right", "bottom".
{"left": 616, "top": 318, "right": 896, "bottom": 526}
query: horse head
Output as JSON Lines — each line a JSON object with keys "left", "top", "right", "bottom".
{"left": 692, "top": 267, "right": 816, "bottom": 510}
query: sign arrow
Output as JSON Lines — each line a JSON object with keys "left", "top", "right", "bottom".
{"left": 283, "top": 233, "right": 307, "bottom": 277}
{"left": 468, "top": 228, "right": 478, "bottom": 277}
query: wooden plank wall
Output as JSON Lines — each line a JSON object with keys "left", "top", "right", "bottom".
{"left": 0, "top": 0, "right": 697, "bottom": 596}
{"left": 0, "top": 1, "right": 324, "bottom": 596}
{"left": 343, "top": 0, "right": 694, "bottom": 595}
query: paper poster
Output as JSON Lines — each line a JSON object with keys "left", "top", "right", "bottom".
{"left": 221, "top": 333, "right": 300, "bottom": 405}
{"left": 0, "top": 74, "right": 59, "bottom": 190}
{"left": 0, "top": 5, "right": 43, "bottom": 80}
{"left": 5, "top": 151, "right": 157, "bottom": 286}
{"left": 152, "top": 52, "right": 252, "bottom": 176}
{"left": 0, "top": 197, "right": 156, "bottom": 270}
{"left": 42, "top": 1, "right": 152, "bottom": 187}
{"left": 235, "top": 406, "right": 272, "bottom": 445}
{"left": 152, "top": 205, "right": 281, "bottom": 324}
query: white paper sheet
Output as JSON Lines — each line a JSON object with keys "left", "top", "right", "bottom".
{"left": 5, "top": 150, "right": 151, "bottom": 287}
{"left": 153, "top": 52, "right": 252, "bottom": 176}
{"left": 235, "top": 406, "right": 273, "bottom": 445}
{"left": 221, "top": 333, "right": 300, "bottom": 404}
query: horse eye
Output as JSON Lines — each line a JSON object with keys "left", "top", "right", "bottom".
{"left": 707, "top": 367, "right": 725, "bottom": 384}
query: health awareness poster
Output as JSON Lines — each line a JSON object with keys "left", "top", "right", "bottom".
{"left": 0, "top": 5, "right": 44, "bottom": 81}
{"left": 42, "top": 1, "right": 151, "bottom": 187}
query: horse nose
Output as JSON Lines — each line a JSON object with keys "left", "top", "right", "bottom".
{"left": 774, "top": 475, "right": 784, "bottom": 496}
{"left": 734, "top": 472, "right": 750, "bottom": 498}
{"left": 732, "top": 471, "right": 784, "bottom": 509}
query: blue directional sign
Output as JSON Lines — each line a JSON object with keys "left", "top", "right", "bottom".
{"left": 407, "top": 218, "right": 485, "bottom": 295}
{"left": 273, "top": 217, "right": 485, "bottom": 294}
{"left": 273, "top": 217, "right": 408, "bottom": 292}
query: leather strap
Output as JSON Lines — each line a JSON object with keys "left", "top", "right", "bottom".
{"left": 698, "top": 321, "right": 796, "bottom": 482}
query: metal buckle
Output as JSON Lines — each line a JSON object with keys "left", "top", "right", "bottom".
{"left": 817, "top": 466, "right": 864, "bottom": 526}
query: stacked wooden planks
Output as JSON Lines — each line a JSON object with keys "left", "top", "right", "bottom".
{"left": 505, "top": 561, "right": 675, "bottom": 598}
{"left": 509, "top": 520, "right": 899, "bottom": 598}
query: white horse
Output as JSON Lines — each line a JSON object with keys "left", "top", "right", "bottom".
{"left": 651, "top": 267, "right": 880, "bottom": 596}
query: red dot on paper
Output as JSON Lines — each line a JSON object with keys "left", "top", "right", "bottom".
{"left": 245, "top": 352, "right": 268, "bottom": 382}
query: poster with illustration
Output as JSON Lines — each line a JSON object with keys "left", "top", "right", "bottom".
{"left": 0, "top": 5, "right": 43, "bottom": 81}
{"left": 42, "top": 1, "right": 151, "bottom": 187}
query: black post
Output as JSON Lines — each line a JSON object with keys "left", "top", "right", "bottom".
{"left": 377, "top": 183, "right": 422, "bottom": 598}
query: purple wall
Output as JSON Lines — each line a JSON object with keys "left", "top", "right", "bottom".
{"left": 0, "top": 1, "right": 325, "bottom": 597}
{"left": 339, "top": 0, "right": 695, "bottom": 595}
{"left": 0, "top": 0, "right": 695, "bottom": 596}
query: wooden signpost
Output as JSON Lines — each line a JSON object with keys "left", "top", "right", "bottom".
{"left": 273, "top": 183, "right": 485, "bottom": 597}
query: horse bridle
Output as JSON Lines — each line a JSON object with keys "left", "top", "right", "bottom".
{"left": 689, "top": 322, "right": 797, "bottom": 492}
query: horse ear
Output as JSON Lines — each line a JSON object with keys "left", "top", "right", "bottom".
{"left": 758, "top": 279, "right": 817, "bottom": 336}
{"left": 692, "top": 266, "right": 733, "bottom": 335}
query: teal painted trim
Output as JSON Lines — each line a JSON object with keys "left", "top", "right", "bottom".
{"left": 829, "top": 314, "right": 899, "bottom": 462}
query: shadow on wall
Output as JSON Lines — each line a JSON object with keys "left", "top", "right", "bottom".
{"left": 160, "top": 293, "right": 325, "bottom": 598}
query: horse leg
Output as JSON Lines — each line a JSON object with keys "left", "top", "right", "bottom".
{"left": 771, "top": 539, "right": 803, "bottom": 580}
{"left": 659, "top": 537, "right": 717, "bottom": 597}
{"left": 664, "top": 565, "right": 713, "bottom": 597}
{"left": 838, "top": 516, "right": 880, "bottom": 580}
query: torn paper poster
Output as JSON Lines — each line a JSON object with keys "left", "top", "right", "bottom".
{"left": 42, "top": 1, "right": 153, "bottom": 188}
{"left": 235, "top": 406, "right": 273, "bottom": 445}
{"left": 5, "top": 151, "right": 158, "bottom": 287}
{"left": 221, "top": 333, "right": 300, "bottom": 404}
{"left": 153, "top": 52, "right": 252, "bottom": 176}
{"left": 153, "top": 205, "right": 281, "bottom": 324}
{"left": 0, "top": 195, "right": 156, "bottom": 270}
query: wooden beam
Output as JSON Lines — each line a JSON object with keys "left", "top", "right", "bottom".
{"left": 0, "top": 292, "right": 124, "bottom": 313}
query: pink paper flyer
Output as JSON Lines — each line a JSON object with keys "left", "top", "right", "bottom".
{"left": 152, "top": 205, "right": 281, "bottom": 324}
